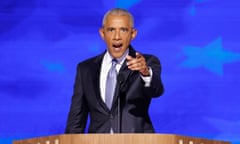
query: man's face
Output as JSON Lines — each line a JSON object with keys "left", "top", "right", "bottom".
{"left": 99, "top": 15, "right": 137, "bottom": 58}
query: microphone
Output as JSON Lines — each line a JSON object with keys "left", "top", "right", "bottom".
{"left": 128, "top": 46, "right": 136, "bottom": 58}
{"left": 117, "top": 72, "right": 125, "bottom": 133}
{"left": 117, "top": 72, "right": 125, "bottom": 85}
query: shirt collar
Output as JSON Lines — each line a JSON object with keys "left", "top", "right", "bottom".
{"left": 106, "top": 48, "right": 129, "bottom": 64}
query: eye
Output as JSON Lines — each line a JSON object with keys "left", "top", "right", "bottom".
{"left": 120, "top": 28, "right": 128, "bottom": 32}
{"left": 107, "top": 28, "right": 115, "bottom": 32}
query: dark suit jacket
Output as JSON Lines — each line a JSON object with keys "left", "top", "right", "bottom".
{"left": 65, "top": 46, "right": 164, "bottom": 133}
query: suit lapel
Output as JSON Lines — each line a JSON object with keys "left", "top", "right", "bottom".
{"left": 92, "top": 52, "right": 111, "bottom": 112}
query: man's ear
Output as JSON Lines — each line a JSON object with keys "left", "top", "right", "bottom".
{"left": 99, "top": 28, "right": 105, "bottom": 40}
{"left": 131, "top": 29, "right": 137, "bottom": 40}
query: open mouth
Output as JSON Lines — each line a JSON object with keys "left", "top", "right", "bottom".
{"left": 112, "top": 43, "right": 123, "bottom": 50}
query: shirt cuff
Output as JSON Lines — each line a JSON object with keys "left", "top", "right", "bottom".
{"left": 140, "top": 67, "right": 153, "bottom": 87}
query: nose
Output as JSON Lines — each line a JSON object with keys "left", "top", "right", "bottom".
{"left": 113, "top": 30, "right": 121, "bottom": 40}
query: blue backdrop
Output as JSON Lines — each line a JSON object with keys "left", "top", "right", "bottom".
{"left": 1, "top": 0, "right": 240, "bottom": 143}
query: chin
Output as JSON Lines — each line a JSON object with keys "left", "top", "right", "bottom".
{"left": 112, "top": 53, "right": 123, "bottom": 58}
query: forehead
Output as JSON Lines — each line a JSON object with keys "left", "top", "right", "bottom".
{"left": 104, "top": 15, "right": 131, "bottom": 27}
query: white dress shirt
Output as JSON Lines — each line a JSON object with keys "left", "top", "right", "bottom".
{"left": 100, "top": 49, "right": 153, "bottom": 102}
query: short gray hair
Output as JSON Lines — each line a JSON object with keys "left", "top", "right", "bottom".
{"left": 102, "top": 8, "right": 135, "bottom": 27}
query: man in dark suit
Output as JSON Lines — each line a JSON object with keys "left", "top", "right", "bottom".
{"left": 65, "top": 8, "right": 164, "bottom": 133}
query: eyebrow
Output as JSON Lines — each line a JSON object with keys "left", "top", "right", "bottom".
{"left": 105, "top": 27, "right": 130, "bottom": 29}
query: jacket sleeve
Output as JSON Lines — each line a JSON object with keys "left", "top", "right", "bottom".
{"left": 65, "top": 64, "right": 89, "bottom": 133}
{"left": 143, "top": 55, "right": 164, "bottom": 98}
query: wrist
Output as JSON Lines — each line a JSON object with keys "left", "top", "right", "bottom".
{"left": 141, "top": 67, "right": 150, "bottom": 76}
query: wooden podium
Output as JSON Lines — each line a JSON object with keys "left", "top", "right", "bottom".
{"left": 13, "top": 134, "right": 230, "bottom": 144}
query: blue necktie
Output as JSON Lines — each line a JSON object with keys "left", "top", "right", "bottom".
{"left": 105, "top": 59, "right": 118, "bottom": 109}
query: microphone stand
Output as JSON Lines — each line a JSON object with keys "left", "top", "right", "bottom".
{"left": 117, "top": 73, "right": 124, "bottom": 133}
{"left": 118, "top": 92, "right": 121, "bottom": 133}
